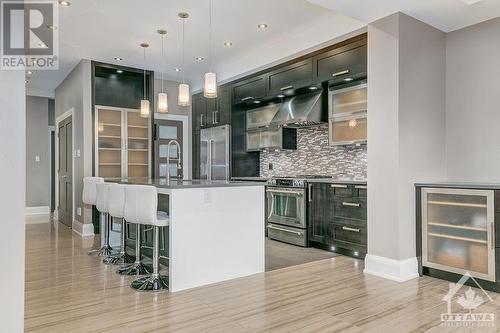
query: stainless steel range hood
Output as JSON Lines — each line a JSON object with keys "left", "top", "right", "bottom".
{"left": 269, "top": 90, "right": 326, "bottom": 128}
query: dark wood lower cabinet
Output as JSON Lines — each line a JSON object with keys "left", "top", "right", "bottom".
{"left": 307, "top": 182, "right": 367, "bottom": 258}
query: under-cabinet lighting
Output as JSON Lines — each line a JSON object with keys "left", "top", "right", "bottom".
{"left": 116, "top": 70, "right": 123, "bottom": 74}
{"left": 353, "top": 251, "right": 359, "bottom": 256}
{"left": 344, "top": 77, "right": 353, "bottom": 82}
{"left": 309, "top": 86, "right": 318, "bottom": 90}
{"left": 277, "top": 94, "right": 285, "bottom": 98}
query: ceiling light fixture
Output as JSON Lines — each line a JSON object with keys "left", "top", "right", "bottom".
{"left": 223, "top": 41, "right": 233, "bottom": 47}
{"left": 257, "top": 23, "right": 268, "bottom": 29}
{"left": 116, "top": 69, "right": 123, "bottom": 74}
{"left": 157, "top": 29, "right": 169, "bottom": 113}
{"left": 196, "top": 56, "right": 204, "bottom": 61}
{"left": 203, "top": 0, "right": 217, "bottom": 98}
{"left": 178, "top": 12, "right": 191, "bottom": 107}
{"left": 139, "top": 43, "right": 150, "bottom": 118}
{"left": 26, "top": 71, "right": 33, "bottom": 75}
{"left": 113, "top": 57, "right": 123, "bottom": 61}
{"left": 58, "top": 0, "right": 71, "bottom": 6}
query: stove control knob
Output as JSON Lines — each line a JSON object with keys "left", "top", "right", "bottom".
{"left": 295, "top": 180, "right": 304, "bottom": 187}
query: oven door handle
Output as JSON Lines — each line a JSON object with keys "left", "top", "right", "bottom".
{"left": 266, "top": 188, "right": 304, "bottom": 196}
{"left": 267, "top": 192, "right": 275, "bottom": 220}
{"left": 267, "top": 224, "right": 303, "bottom": 236}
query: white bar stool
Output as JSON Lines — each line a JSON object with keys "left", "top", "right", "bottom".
{"left": 103, "top": 183, "right": 135, "bottom": 265}
{"left": 94, "top": 182, "right": 116, "bottom": 257}
{"left": 124, "top": 185, "right": 169, "bottom": 292}
{"left": 83, "top": 177, "right": 106, "bottom": 256}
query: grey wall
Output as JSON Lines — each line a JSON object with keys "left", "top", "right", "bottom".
{"left": 0, "top": 70, "right": 26, "bottom": 332}
{"left": 259, "top": 126, "right": 367, "bottom": 179}
{"left": 445, "top": 18, "right": 500, "bottom": 182}
{"left": 26, "top": 96, "right": 51, "bottom": 207}
{"left": 55, "top": 59, "right": 92, "bottom": 231}
{"left": 367, "top": 13, "right": 446, "bottom": 262}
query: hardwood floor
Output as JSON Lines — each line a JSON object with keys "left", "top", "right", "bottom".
{"left": 25, "top": 221, "right": 500, "bottom": 332}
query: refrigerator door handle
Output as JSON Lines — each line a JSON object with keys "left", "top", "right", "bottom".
{"left": 207, "top": 139, "right": 213, "bottom": 181}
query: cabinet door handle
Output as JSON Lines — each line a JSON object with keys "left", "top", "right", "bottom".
{"left": 489, "top": 221, "right": 495, "bottom": 250}
{"left": 332, "top": 69, "right": 350, "bottom": 77}
{"left": 280, "top": 85, "right": 293, "bottom": 91}
{"left": 342, "top": 202, "right": 360, "bottom": 207}
{"left": 200, "top": 114, "right": 205, "bottom": 127}
{"left": 331, "top": 184, "right": 348, "bottom": 188}
{"left": 267, "top": 224, "right": 303, "bottom": 236}
{"left": 308, "top": 184, "right": 312, "bottom": 202}
{"left": 342, "top": 226, "right": 360, "bottom": 233}
{"left": 241, "top": 96, "right": 254, "bottom": 101}
{"left": 355, "top": 185, "right": 367, "bottom": 189}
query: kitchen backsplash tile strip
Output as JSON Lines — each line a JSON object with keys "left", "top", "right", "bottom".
{"left": 259, "top": 126, "right": 367, "bottom": 179}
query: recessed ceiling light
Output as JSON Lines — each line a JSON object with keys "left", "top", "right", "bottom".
{"left": 113, "top": 57, "right": 123, "bottom": 61}
{"left": 257, "top": 23, "right": 268, "bottom": 29}
{"left": 174, "top": 68, "right": 181, "bottom": 72}
{"left": 26, "top": 71, "right": 33, "bottom": 75}
{"left": 58, "top": 0, "right": 71, "bottom": 6}
{"left": 47, "top": 24, "right": 57, "bottom": 30}
{"left": 196, "top": 57, "right": 204, "bottom": 61}
{"left": 223, "top": 41, "right": 233, "bottom": 47}
{"left": 344, "top": 77, "right": 353, "bottom": 82}
{"left": 39, "top": 42, "right": 48, "bottom": 48}
{"left": 116, "top": 70, "right": 123, "bottom": 74}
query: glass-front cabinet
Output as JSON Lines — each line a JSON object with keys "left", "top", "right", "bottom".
{"left": 95, "top": 106, "right": 151, "bottom": 180}
{"left": 422, "top": 188, "right": 496, "bottom": 281}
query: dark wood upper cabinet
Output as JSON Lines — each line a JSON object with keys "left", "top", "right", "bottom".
{"left": 192, "top": 93, "right": 206, "bottom": 132}
{"left": 215, "top": 84, "right": 231, "bottom": 126}
{"left": 267, "top": 58, "right": 313, "bottom": 95}
{"left": 313, "top": 40, "right": 367, "bottom": 83}
{"left": 232, "top": 75, "right": 267, "bottom": 104}
{"left": 308, "top": 183, "right": 334, "bottom": 244}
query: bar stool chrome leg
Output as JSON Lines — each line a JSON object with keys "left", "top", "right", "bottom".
{"left": 116, "top": 224, "right": 151, "bottom": 275}
{"left": 103, "top": 219, "right": 135, "bottom": 265}
{"left": 131, "top": 226, "right": 169, "bottom": 291}
{"left": 88, "top": 213, "right": 115, "bottom": 257}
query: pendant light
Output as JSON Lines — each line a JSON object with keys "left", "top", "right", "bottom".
{"left": 203, "top": 0, "right": 217, "bottom": 98}
{"left": 178, "top": 12, "right": 190, "bottom": 106}
{"left": 140, "top": 43, "right": 150, "bottom": 118}
{"left": 157, "top": 30, "right": 168, "bottom": 113}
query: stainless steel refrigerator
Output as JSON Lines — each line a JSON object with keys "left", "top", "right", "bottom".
{"left": 200, "top": 125, "right": 230, "bottom": 180}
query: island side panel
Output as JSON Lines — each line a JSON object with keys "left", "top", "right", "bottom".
{"left": 169, "top": 185, "right": 265, "bottom": 292}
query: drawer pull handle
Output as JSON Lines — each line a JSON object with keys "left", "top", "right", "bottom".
{"left": 332, "top": 69, "right": 350, "bottom": 77}
{"left": 267, "top": 225, "right": 303, "bottom": 236}
{"left": 241, "top": 96, "right": 254, "bottom": 101}
{"left": 331, "top": 184, "right": 348, "bottom": 188}
{"left": 342, "top": 202, "right": 360, "bottom": 207}
{"left": 280, "top": 85, "right": 294, "bottom": 91}
{"left": 355, "top": 185, "right": 367, "bottom": 189}
{"left": 342, "top": 226, "right": 360, "bottom": 233}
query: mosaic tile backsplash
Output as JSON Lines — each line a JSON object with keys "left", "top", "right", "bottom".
{"left": 259, "top": 126, "right": 367, "bottom": 179}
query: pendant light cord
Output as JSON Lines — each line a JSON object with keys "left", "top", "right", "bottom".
{"left": 182, "top": 18, "right": 185, "bottom": 84}
{"left": 209, "top": 0, "right": 212, "bottom": 71}
{"left": 161, "top": 35, "right": 164, "bottom": 93}
{"left": 143, "top": 47, "right": 146, "bottom": 99}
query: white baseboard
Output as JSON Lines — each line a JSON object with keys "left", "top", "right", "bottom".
{"left": 364, "top": 254, "right": 419, "bottom": 282}
{"left": 72, "top": 219, "right": 94, "bottom": 237}
{"left": 25, "top": 206, "right": 50, "bottom": 224}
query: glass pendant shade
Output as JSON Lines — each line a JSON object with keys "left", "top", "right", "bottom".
{"left": 178, "top": 83, "right": 190, "bottom": 106}
{"left": 140, "top": 99, "right": 150, "bottom": 118}
{"left": 157, "top": 92, "right": 168, "bottom": 113}
{"left": 204, "top": 72, "right": 217, "bottom": 98}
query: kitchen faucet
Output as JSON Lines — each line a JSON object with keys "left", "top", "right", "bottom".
{"left": 166, "top": 140, "right": 182, "bottom": 185}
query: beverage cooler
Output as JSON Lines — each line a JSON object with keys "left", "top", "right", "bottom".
{"left": 417, "top": 185, "right": 500, "bottom": 291}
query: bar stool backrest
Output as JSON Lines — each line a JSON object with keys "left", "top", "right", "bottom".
{"left": 124, "top": 185, "right": 158, "bottom": 225}
{"left": 82, "top": 177, "right": 104, "bottom": 206}
{"left": 108, "top": 183, "right": 126, "bottom": 219}
{"left": 96, "top": 182, "right": 111, "bottom": 213}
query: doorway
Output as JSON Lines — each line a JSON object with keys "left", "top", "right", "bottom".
{"left": 154, "top": 118, "right": 186, "bottom": 179}
{"left": 57, "top": 115, "right": 73, "bottom": 227}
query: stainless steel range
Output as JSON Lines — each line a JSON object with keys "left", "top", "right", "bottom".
{"left": 266, "top": 175, "right": 330, "bottom": 247}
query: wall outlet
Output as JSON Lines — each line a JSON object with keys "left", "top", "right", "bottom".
{"left": 268, "top": 163, "right": 273, "bottom": 170}
{"left": 203, "top": 189, "right": 211, "bottom": 203}
{"left": 35, "top": 155, "right": 40, "bottom": 163}
{"left": 77, "top": 207, "right": 82, "bottom": 216}
{"left": 76, "top": 149, "right": 81, "bottom": 158}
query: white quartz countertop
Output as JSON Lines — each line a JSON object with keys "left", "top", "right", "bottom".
{"left": 109, "top": 178, "right": 265, "bottom": 189}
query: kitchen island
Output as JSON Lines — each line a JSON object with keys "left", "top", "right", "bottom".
{"left": 119, "top": 179, "right": 266, "bottom": 292}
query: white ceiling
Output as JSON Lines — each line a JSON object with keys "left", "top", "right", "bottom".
{"left": 27, "top": 0, "right": 500, "bottom": 97}
{"left": 307, "top": 0, "right": 500, "bottom": 32}
{"left": 27, "top": 0, "right": 365, "bottom": 96}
